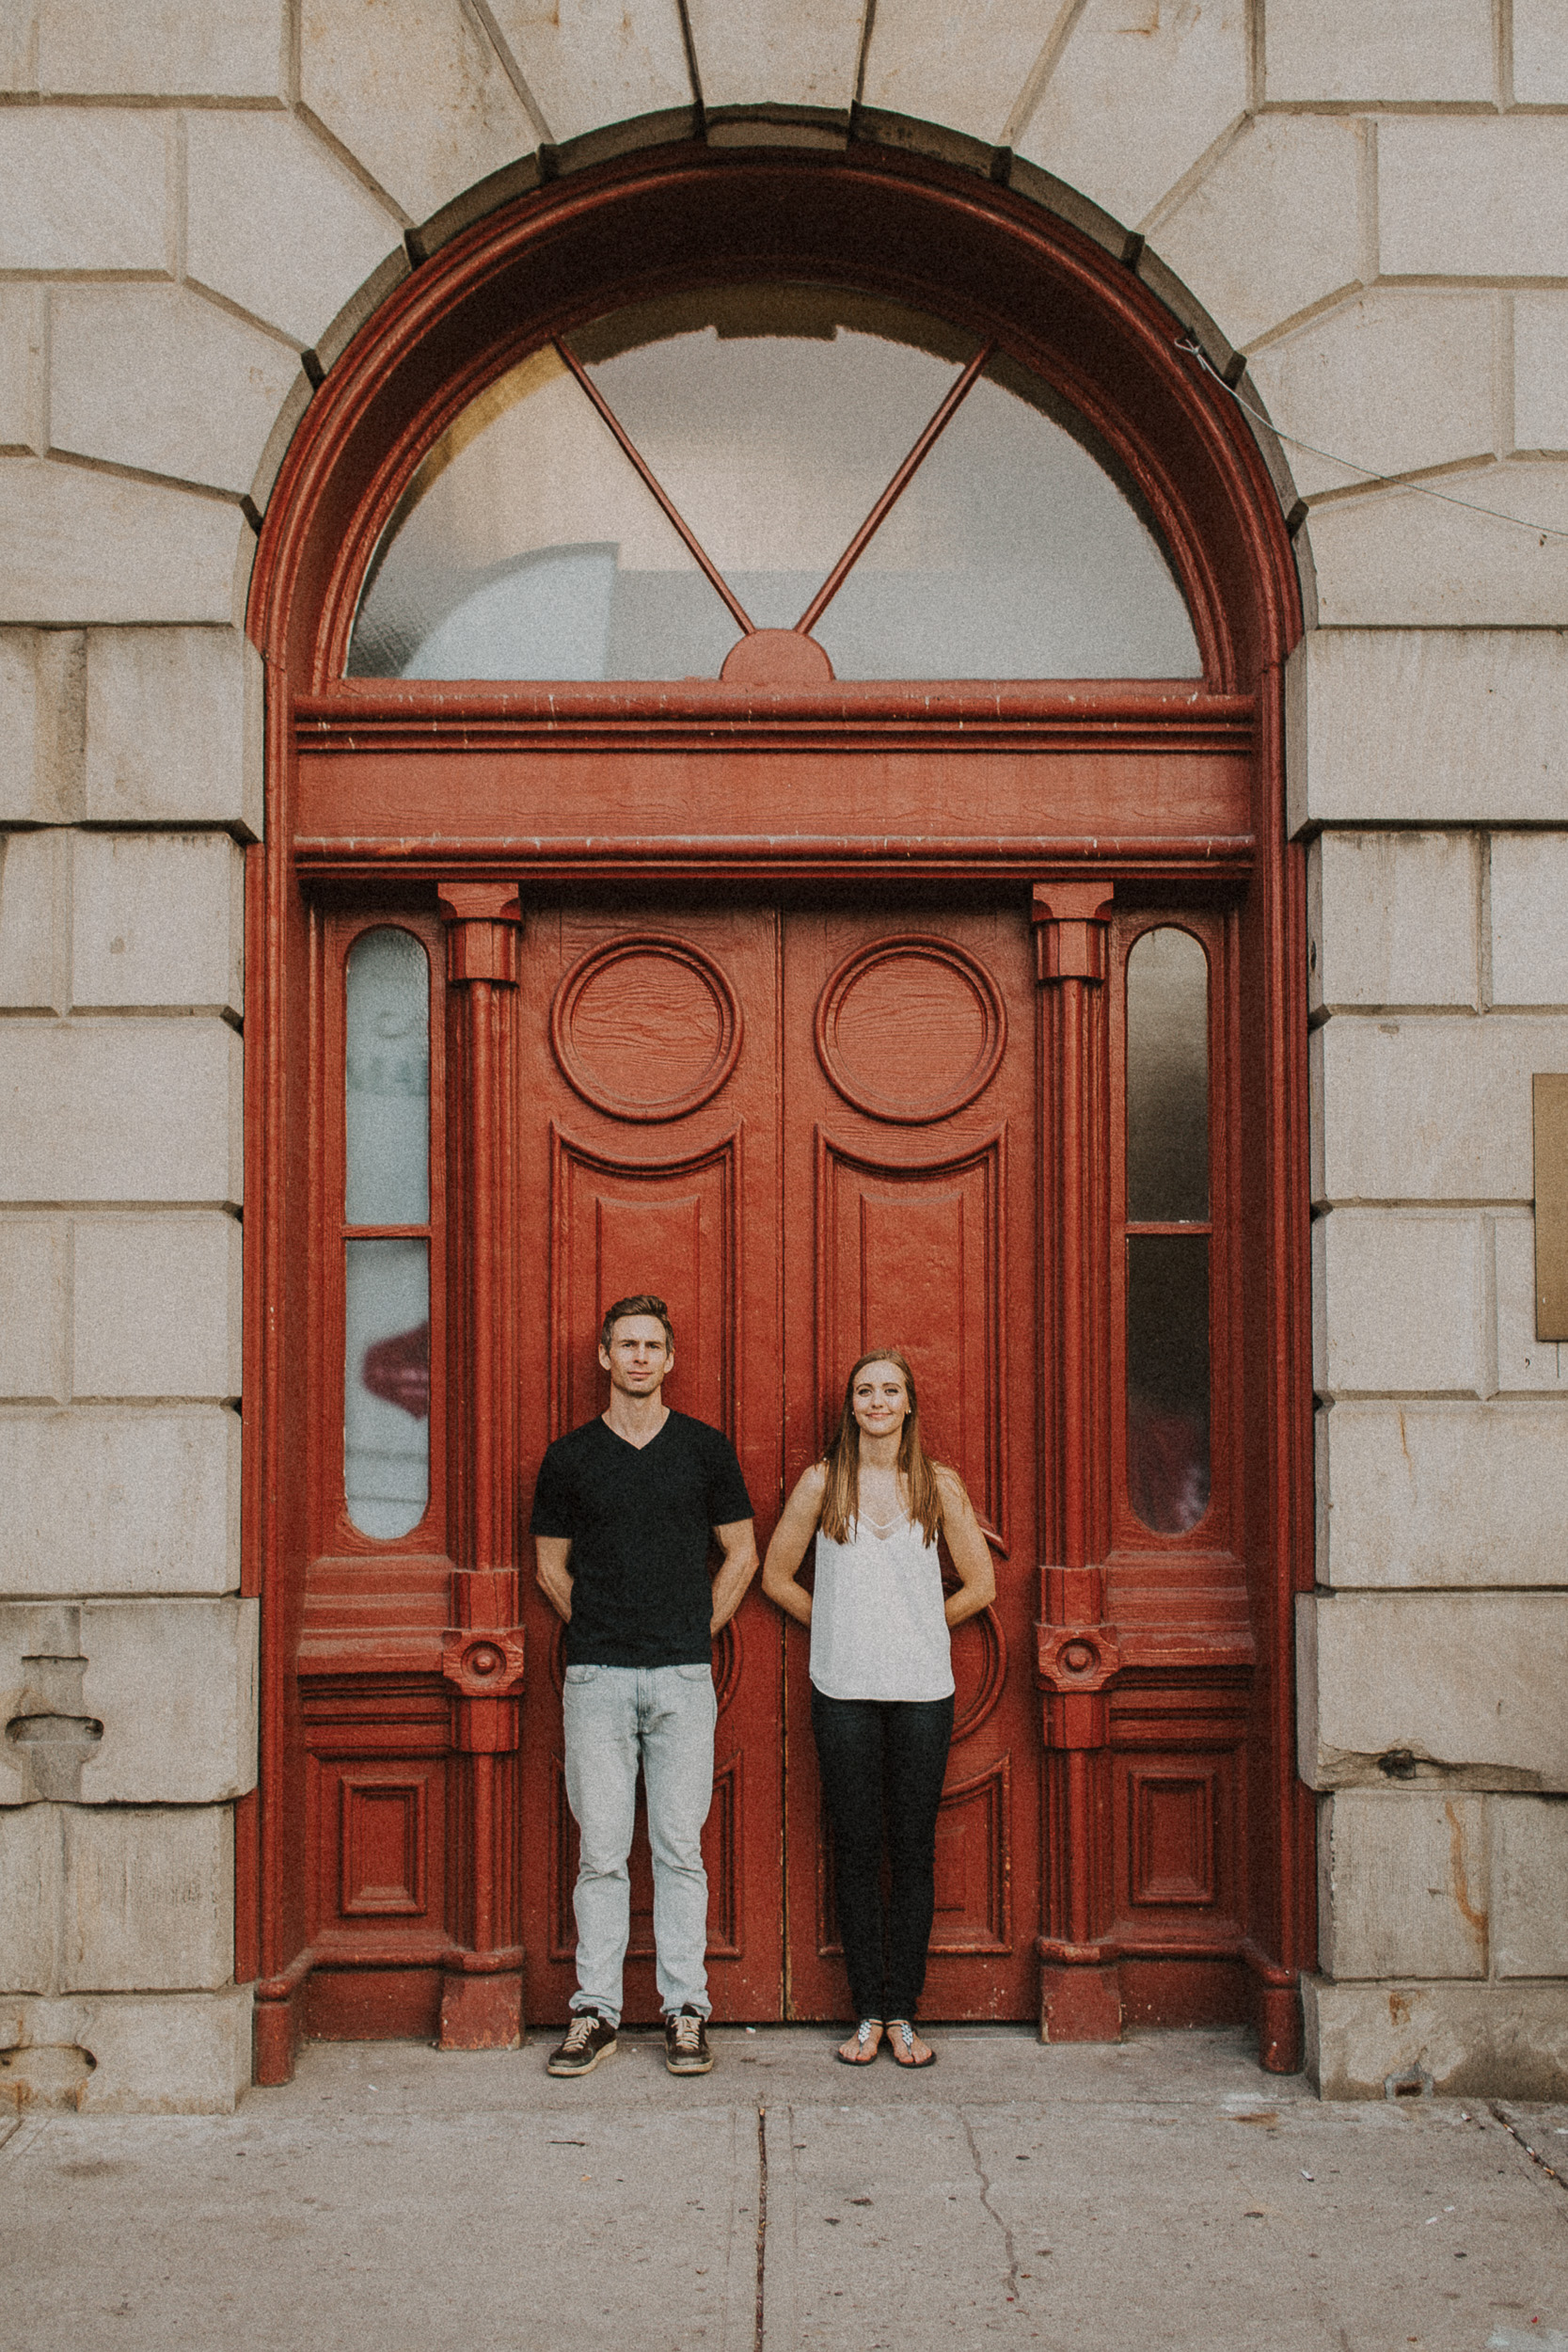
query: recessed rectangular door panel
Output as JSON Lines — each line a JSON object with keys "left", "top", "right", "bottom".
{"left": 516, "top": 905, "right": 784, "bottom": 2024}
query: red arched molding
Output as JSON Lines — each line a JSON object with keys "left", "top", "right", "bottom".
{"left": 239, "top": 138, "right": 1313, "bottom": 2082}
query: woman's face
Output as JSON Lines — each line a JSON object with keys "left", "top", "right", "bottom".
{"left": 851, "top": 1361, "right": 911, "bottom": 1442}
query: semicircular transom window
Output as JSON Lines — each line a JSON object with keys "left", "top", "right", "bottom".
{"left": 348, "top": 284, "right": 1201, "bottom": 684}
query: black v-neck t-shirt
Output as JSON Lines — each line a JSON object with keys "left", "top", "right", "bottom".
{"left": 528, "top": 1410, "right": 752, "bottom": 1668}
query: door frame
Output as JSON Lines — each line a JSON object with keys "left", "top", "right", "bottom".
{"left": 240, "top": 135, "right": 1312, "bottom": 2082}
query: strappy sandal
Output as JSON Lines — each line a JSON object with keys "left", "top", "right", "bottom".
{"left": 835, "top": 2019, "right": 884, "bottom": 2066}
{"left": 885, "top": 2019, "right": 936, "bottom": 2068}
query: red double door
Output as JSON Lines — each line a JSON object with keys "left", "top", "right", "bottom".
{"left": 515, "top": 899, "right": 1042, "bottom": 2021}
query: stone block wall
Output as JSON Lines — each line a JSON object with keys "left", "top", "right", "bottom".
{"left": 1, "top": 0, "right": 1566, "bottom": 2102}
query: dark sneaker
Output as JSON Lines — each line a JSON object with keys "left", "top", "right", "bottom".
{"left": 546, "top": 2011, "right": 617, "bottom": 2076}
{"left": 664, "top": 2005, "right": 714, "bottom": 2075}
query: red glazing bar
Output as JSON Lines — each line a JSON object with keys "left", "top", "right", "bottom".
{"left": 554, "top": 339, "right": 755, "bottom": 637}
{"left": 795, "top": 338, "right": 996, "bottom": 639}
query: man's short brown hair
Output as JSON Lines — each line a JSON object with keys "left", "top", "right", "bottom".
{"left": 599, "top": 1294, "right": 675, "bottom": 1353}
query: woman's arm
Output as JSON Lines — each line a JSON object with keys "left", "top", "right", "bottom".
{"left": 936, "top": 1468, "right": 997, "bottom": 1627}
{"left": 760, "top": 1462, "right": 829, "bottom": 1628}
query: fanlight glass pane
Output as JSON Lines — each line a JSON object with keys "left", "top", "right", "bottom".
{"left": 348, "top": 284, "right": 1200, "bottom": 682}
{"left": 1126, "top": 1235, "right": 1210, "bottom": 1535}
{"left": 1126, "top": 927, "right": 1209, "bottom": 1223}
{"left": 345, "top": 1238, "right": 430, "bottom": 1539}
{"left": 345, "top": 927, "right": 429, "bottom": 1226}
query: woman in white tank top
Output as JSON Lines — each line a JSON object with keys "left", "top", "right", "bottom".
{"left": 761, "top": 1346, "right": 995, "bottom": 2067}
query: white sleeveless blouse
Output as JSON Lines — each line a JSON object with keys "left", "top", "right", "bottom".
{"left": 809, "top": 1515, "right": 955, "bottom": 1703}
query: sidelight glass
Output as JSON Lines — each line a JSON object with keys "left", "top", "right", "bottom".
{"left": 1125, "top": 926, "right": 1211, "bottom": 1534}
{"left": 343, "top": 926, "right": 431, "bottom": 1538}
{"left": 348, "top": 283, "right": 1201, "bottom": 683}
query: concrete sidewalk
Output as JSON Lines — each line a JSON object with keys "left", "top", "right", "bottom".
{"left": 4, "top": 2026, "right": 1568, "bottom": 2352}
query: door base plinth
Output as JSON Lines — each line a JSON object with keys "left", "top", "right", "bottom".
{"left": 438, "top": 1966, "right": 524, "bottom": 2050}
{"left": 1038, "top": 1962, "right": 1123, "bottom": 2044}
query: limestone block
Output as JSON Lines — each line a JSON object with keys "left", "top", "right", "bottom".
{"left": 1298, "top": 1588, "right": 1568, "bottom": 1790}
{"left": 1265, "top": 0, "right": 1494, "bottom": 101}
{"left": 185, "top": 112, "right": 401, "bottom": 346}
{"left": 0, "top": 285, "right": 43, "bottom": 452}
{"left": 1318, "top": 1399, "right": 1568, "bottom": 1588}
{"left": 59, "top": 1805, "right": 233, "bottom": 1993}
{"left": 1313, "top": 1210, "right": 1483, "bottom": 1396}
{"left": 1306, "top": 464, "right": 1568, "bottom": 629}
{"left": 84, "top": 628, "right": 261, "bottom": 836}
{"left": 860, "top": 0, "right": 1045, "bottom": 146}
{"left": 0, "top": 1599, "right": 100, "bottom": 1805}
{"left": 1319, "top": 1791, "right": 1489, "bottom": 1979}
{"left": 0, "top": 460, "right": 245, "bottom": 628}
{"left": 1287, "top": 629, "right": 1568, "bottom": 830}
{"left": 1490, "top": 832, "right": 1568, "bottom": 1007}
{"left": 1148, "top": 119, "right": 1363, "bottom": 352}
{"left": 1493, "top": 1213, "right": 1568, "bottom": 1394}
{"left": 1018, "top": 0, "right": 1248, "bottom": 235}
{"left": 0, "top": 1217, "right": 68, "bottom": 1403}
{"left": 0, "top": 108, "right": 169, "bottom": 272}
{"left": 1494, "top": 1798, "right": 1568, "bottom": 1977}
{"left": 1308, "top": 832, "right": 1478, "bottom": 1013}
{"left": 687, "top": 0, "right": 859, "bottom": 116}
{"left": 301, "top": 0, "right": 534, "bottom": 228}
{"left": 0, "top": 1018, "right": 241, "bottom": 1204}
{"left": 37, "top": 2, "right": 281, "bottom": 94}
{"left": 71, "top": 833, "right": 244, "bottom": 1013}
{"left": 71, "top": 1215, "right": 241, "bottom": 1402}
{"left": 1515, "top": 0, "right": 1568, "bottom": 102}
{"left": 1315, "top": 1013, "right": 1568, "bottom": 1204}
{"left": 1515, "top": 297, "right": 1568, "bottom": 455}
{"left": 0, "top": 631, "right": 85, "bottom": 824}
{"left": 1305, "top": 1977, "right": 1568, "bottom": 2099}
{"left": 0, "top": 828, "right": 67, "bottom": 1011}
{"left": 1246, "top": 294, "right": 1495, "bottom": 502}
{"left": 79, "top": 1597, "right": 258, "bottom": 1804}
{"left": 50, "top": 288, "right": 301, "bottom": 500}
{"left": 483, "top": 0, "right": 690, "bottom": 147}
{"left": 1381, "top": 120, "right": 1568, "bottom": 281}
{"left": 0, "top": 1406, "right": 239, "bottom": 1597}
{"left": 0, "top": 1987, "right": 252, "bottom": 2113}
{"left": 0, "top": 1806, "right": 60, "bottom": 1993}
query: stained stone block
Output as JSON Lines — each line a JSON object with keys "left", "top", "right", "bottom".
{"left": 51, "top": 287, "right": 301, "bottom": 498}
{"left": 1317, "top": 1400, "right": 1568, "bottom": 1588}
{"left": 1313, "top": 1209, "right": 1484, "bottom": 1396}
{"left": 0, "top": 1019, "right": 242, "bottom": 1204}
{"left": 0, "top": 109, "right": 169, "bottom": 272}
{"left": 1494, "top": 1798, "right": 1568, "bottom": 1977}
{"left": 0, "top": 1407, "right": 240, "bottom": 1597}
{"left": 1298, "top": 1588, "right": 1568, "bottom": 1791}
{"left": 1515, "top": 0, "right": 1568, "bottom": 102}
{"left": 0, "top": 1217, "right": 69, "bottom": 1404}
{"left": 301, "top": 0, "right": 534, "bottom": 229}
{"left": 0, "top": 631, "right": 84, "bottom": 823}
{"left": 1306, "top": 465, "right": 1568, "bottom": 629}
{"left": 0, "top": 1987, "right": 253, "bottom": 2113}
{"left": 1380, "top": 119, "right": 1568, "bottom": 280}
{"left": 483, "top": 0, "right": 690, "bottom": 147}
{"left": 1317, "top": 1791, "right": 1489, "bottom": 1979}
{"left": 1314, "top": 1014, "right": 1568, "bottom": 1206}
{"left": 84, "top": 628, "right": 261, "bottom": 836}
{"left": 1492, "top": 1214, "right": 1568, "bottom": 1395}
{"left": 71, "top": 833, "right": 244, "bottom": 1013}
{"left": 0, "top": 1600, "right": 88, "bottom": 1805}
{"left": 1150, "top": 118, "right": 1363, "bottom": 351}
{"left": 1489, "top": 832, "right": 1568, "bottom": 1007}
{"left": 0, "top": 1806, "right": 60, "bottom": 1991}
{"left": 0, "top": 828, "right": 68, "bottom": 1011}
{"left": 1264, "top": 0, "right": 1494, "bottom": 101}
{"left": 35, "top": 0, "right": 284, "bottom": 96}
{"left": 78, "top": 1597, "right": 258, "bottom": 1804}
{"left": 1018, "top": 0, "right": 1249, "bottom": 234}
{"left": 0, "top": 285, "right": 43, "bottom": 451}
{"left": 860, "top": 0, "right": 1044, "bottom": 145}
{"left": 71, "top": 1214, "right": 241, "bottom": 1402}
{"left": 1308, "top": 832, "right": 1479, "bottom": 1012}
{"left": 690, "top": 0, "right": 860, "bottom": 116}
{"left": 185, "top": 112, "right": 400, "bottom": 347}
{"left": 1306, "top": 1977, "right": 1568, "bottom": 2099}
{"left": 1514, "top": 297, "right": 1568, "bottom": 454}
{"left": 0, "top": 460, "right": 245, "bottom": 627}
{"left": 59, "top": 1805, "right": 233, "bottom": 1993}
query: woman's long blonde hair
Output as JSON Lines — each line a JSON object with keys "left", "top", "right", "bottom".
{"left": 818, "top": 1346, "right": 944, "bottom": 1545}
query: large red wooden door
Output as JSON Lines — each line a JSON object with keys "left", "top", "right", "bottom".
{"left": 515, "top": 899, "right": 1041, "bottom": 2023}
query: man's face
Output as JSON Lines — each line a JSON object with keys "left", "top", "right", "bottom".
{"left": 599, "top": 1313, "right": 673, "bottom": 1398}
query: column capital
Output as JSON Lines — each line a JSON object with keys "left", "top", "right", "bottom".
{"left": 437, "top": 881, "right": 522, "bottom": 985}
{"left": 1031, "top": 883, "right": 1114, "bottom": 983}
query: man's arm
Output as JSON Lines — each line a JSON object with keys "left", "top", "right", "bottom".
{"left": 708, "top": 1517, "right": 758, "bottom": 1634}
{"left": 535, "top": 1534, "right": 575, "bottom": 1623}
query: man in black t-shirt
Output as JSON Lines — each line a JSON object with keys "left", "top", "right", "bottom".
{"left": 531, "top": 1294, "right": 756, "bottom": 2077}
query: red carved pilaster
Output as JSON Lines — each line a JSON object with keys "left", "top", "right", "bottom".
{"left": 1034, "top": 883, "right": 1121, "bottom": 2036}
{"left": 437, "top": 882, "right": 527, "bottom": 2048}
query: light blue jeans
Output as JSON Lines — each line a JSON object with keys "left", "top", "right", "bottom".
{"left": 562, "top": 1661, "right": 716, "bottom": 2026}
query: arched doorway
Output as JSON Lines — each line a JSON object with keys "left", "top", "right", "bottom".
{"left": 241, "top": 140, "right": 1312, "bottom": 2080}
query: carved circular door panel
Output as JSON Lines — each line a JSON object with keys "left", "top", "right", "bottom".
{"left": 552, "top": 935, "right": 742, "bottom": 1120}
{"left": 816, "top": 936, "right": 1006, "bottom": 1123}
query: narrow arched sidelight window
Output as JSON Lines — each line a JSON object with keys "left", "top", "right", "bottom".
{"left": 347, "top": 285, "right": 1200, "bottom": 684}
{"left": 343, "top": 926, "right": 431, "bottom": 1540}
{"left": 1124, "top": 926, "right": 1211, "bottom": 1535}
